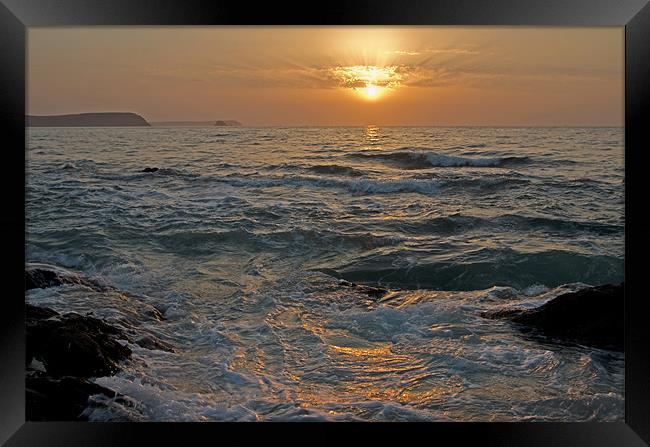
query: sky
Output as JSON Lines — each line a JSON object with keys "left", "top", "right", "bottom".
{"left": 27, "top": 27, "right": 624, "bottom": 126}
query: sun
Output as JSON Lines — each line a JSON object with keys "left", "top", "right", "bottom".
{"left": 330, "top": 65, "right": 399, "bottom": 101}
{"left": 364, "top": 84, "right": 379, "bottom": 99}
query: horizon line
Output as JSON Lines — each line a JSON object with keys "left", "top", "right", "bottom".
{"left": 25, "top": 113, "right": 623, "bottom": 128}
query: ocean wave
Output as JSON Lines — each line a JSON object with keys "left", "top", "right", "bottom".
{"left": 440, "top": 176, "right": 531, "bottom": 191}
{"left": 349, "top": 150, "right": 531, "bottom": 169}
{"left": 138, "top": 167, "right": 200, "bottom": 178}
{"left": 153, "top": 227, "right": 403, "bottom": 255}
{"left": 306, "top": 164, "right": 365, "bottom": 177}
{"left": 90, "top": 167, "right": 201, "bottom": 182}
{"left": 330, "top": 249, "right": 624, "bottom": 291}
{"left": 25, "top": 260, "right": 624, "bottom": 422}
{"left": 209, "top": 174, "right": 443, "bottom": 196}
{"left": 391, "top": 214, "right": 623, "bottom": 237}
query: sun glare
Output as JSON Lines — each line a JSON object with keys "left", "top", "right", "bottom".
{"left": 330, "top": 65, "right": 402, "bottom": 101}
{"left": 364, "top": 84, "right": 379, "bottom": 99}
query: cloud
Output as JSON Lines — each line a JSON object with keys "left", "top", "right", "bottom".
{"left": 385, "top": 47, "right": 481, "bottom": 57}
{"left": 387, "top": 50, "right": 421, "bottom": 56}
{"left": 143, "top": 54, "right": 620, "bottom": 93}
{"left": 326, "top": 65, "right": 408, "bottom": 89}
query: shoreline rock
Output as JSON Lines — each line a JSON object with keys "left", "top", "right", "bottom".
{"left": 26, "top": 376, "right": 122, "bottom": 421}
{"left": 27, "top": 304, "right": 132, "bottom": 377}
{"left": 26, "top": 303, "right": 133, "bottom": 420}
{"left": 482, "top": 283, "right": 623, "bottom": 351}
{"left": 25, "top": 263, "right": 177, "bottom": 420}
{"left": 338, "top": 279, "right": 389, "bottom": 299}
{"left": 26, "top": 263, "right": 108, "bottom": 291}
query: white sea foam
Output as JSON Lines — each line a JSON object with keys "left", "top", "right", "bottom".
{"left": 25, "top": 126, "right": 625, "bottom": 421}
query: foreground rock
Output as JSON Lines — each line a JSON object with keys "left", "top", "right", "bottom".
{"left": 26, "top": 376, "right": 122, "bottom": 421}
{"left": 25, "top": 263, "right": 178, "bottom": 420}
{"left": 482, "top": 283, "right": 623, "bottom": 351}
{"left": 27, "top": 304, "right": 131, "bottom": 377}
{"left": 338, "top": 279, "right": 389, "bottom": 299}
{"left": 25, "top": 263, "right": 109, "bottom": 291}
{"left": 26, "top": 263, "right": 167, "bottom": 324}
{"left": 25, "top": 303, "right": 133, "bottom": 420}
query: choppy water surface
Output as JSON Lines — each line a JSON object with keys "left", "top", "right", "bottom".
{"left": 26, "top": 126, "right": 624, "bottom": 421}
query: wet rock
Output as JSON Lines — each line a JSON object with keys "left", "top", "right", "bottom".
{"left": 26, "top": 303, "right": 135, "bottom": 421}
{"left": 25, "top": 304, "right": 59, "bottom": 320}
{"left": 144, "top": 306, "right": 165, "bottom": 321}
{"left": 26, "top": 265, "right": 78, "bottom": 290}
{"left": 26, "top": 376, "right": 119, "bottom": 421}
{"left": 338, "top": 280, "right": 389, "bottom": 299}
{"left": 142, "top": 167, "right": 159, "bottom": 173}
{"left": 482, "top": 283, "right": 623, "bottom": 351}
{"left": 134, "top": 335, "right": 174, "bottom": 353}
{"left": 26, "top": 304, "right": 132, "bottom": 377}
{"left": 25, "top": 265, "right": 177, "bottom": 419}
{"left": 25, "top": 263, "right": 109, "bottom": 291}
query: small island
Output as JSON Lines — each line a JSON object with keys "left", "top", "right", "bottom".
{"left": 26, "top": 113, "right": 150, "bottom": 127}
{"left": 214, "top": 120, "right": 242, "bottom": 127}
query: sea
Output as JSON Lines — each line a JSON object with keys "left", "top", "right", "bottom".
{"left": 25, "top": 126, "right": 625, "bottom": 421}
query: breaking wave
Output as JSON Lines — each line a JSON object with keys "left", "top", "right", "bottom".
{"left": 349, "top": 150, "right": 531, "bottom": 169}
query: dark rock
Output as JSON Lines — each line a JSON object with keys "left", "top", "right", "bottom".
{"left": 26, "top": 304, "right": 135, "bottom": 420}
{"left": 482, "top": 283, "right": 623, "bottom": 351}
{"left": 26, "top": 376, "right": 118, "bottom": 421}
{"left": 25, "top": 304, "right": 59, "bottom": 320}
{"left": 144, "top": 306, "right": 165, "bottom": 321}
{"left": 25, "top": 263, "right": 108, "bottom": 291}
{"left": 214, "top": 120, "right": 242, "bottom": 126}
{"left": 134, "top": 335, "right": 174, "bottom": 352}
{"left": 26, "top": 304, "right": 131, "bottom": 377}
{"left": 25, "top": 268, "right": 62, "bottom": 289}
{"left": 141, "top": 167, "right": 159, "bottom": 173}
{"left": 338, "top": 280, "right": 389, "bottom": 299}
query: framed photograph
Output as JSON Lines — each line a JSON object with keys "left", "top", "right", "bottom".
{"left": 1, "top": 0, "right": 649, "bottom": 445}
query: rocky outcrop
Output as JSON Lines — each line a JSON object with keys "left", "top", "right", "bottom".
{"left": 214, "top": 120, "right": 242, "bottom": 126}
{"left": 482, "top": 283, "right": 623, "bottom": 351}
{"left": 25, "top": 263, "right": 108, "bottom": 291}
{"left": 26, "top": 112, "right": 150, "bottom": 127}
{"left": 26, "top": 304, "right": 132, "bottom": 377}
{"left": 25, "top": 303, "right": 132, "bottom": 420}
{"left": 338, "top": 280, "right": 389, "bottom": 299}
{"left": 25, "top": 263, "right": 175, "bottom": 420}
{"left": 26, "top": 376, "right": 123, "bottom": 421}
{"left": 133, "top": 334, "right": 174, "bottom": 352}
{"left": 26, "top": 263, "right": 168, "bottom": 323}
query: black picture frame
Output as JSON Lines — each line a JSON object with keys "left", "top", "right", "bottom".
{"left": 1, "top": 0, "right": 649, "bottom": 445}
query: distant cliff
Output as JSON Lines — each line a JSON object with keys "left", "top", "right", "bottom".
{"left": 214, "top": 120, "right": 242, "bottom": 127}
{"left": 27, "top": 113, "right": 151, "bottom": 127}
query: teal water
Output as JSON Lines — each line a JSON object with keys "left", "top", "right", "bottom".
{"left": 26, "top": 126, "right": 624, "bottom": 421}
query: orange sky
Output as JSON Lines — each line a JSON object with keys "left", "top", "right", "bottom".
{"left": 27, "top": 27, "right": 624, "bottom": 126}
